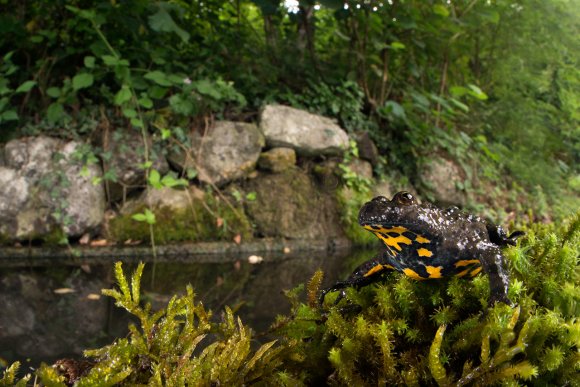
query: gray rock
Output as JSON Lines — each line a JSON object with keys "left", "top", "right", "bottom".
{"left": 244, "top": 169, "right": 345, "bottom": 239}
{"left": 168, "top": 121, "right": 264, "bottom": 186}
{"left": 257, "top": 147, "right": 296, "bottom": 172}
{"left": 346, "top": 158, "right": 373, "bottom": 180}
{"left": 0, "top": 136, "right": 105, "bottom": 239}
{"left": 354, "top": 131, "right": 380, "bottom": 166}
{"left": 101, "top": 129, "right": 169, "bottom": 202}
{"left": 121, "top": 186, "right": 205, "bottom": 215}
{"left": 260, "top": 104, "right": 349, "bottom": 156}
{"left": 419, "top": 157, "right": 467, "bottom": 206}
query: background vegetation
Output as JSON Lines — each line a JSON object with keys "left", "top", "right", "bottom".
{"left": 0, "top": 0, "right": 578, "bottom": 220}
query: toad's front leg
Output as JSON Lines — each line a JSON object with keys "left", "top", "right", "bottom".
{"left": 319, "top": 255, "right": 395, "bottom": 306}
{"left": 477, "top": 242, "right": 513, "bottom": 307}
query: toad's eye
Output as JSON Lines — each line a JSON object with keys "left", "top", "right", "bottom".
{"left": 394, "top": 191, "right": 415, "bottom": 205}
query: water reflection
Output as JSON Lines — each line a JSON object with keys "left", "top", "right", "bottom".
{"left": 0, "top": 248, "right": 376, "bottom": 367}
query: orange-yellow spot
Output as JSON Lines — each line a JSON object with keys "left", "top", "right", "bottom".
{"left": 426, "top": 266, "right": 443, "bottom": 279}
{"left": 456, "top": 269, "right": 470, "bottom": 278}
{"left": 376, "top": 233, "right": 412, "bottom": 252}
{"left": 417, "top": 248, "right": 433, "bottom": 257}
{"left": 415, "top": 235, "right": 431, "bottom": 244}
{"left": 470, "top": 267, "right": 483, "bottom": 277}
{"left": 454, "top": 259, "right": 480, "bottom": 267}
{"left": 385, "top": 226, "right": 408, "bottom": 234}
{"left": 403, "top": 268, "right": 425, "bottom": 280}
{"left": 364, "top": 265, "right": 384, "bottom": 277}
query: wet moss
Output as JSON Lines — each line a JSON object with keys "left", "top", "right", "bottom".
{"left": 108, "top": 197, "right": 252, "bottom": 245}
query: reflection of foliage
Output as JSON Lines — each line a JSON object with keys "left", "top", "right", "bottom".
{"left": 2, "top": 215, "right": 578, "bottom": 385}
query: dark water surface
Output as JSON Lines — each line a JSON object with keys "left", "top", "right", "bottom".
{"left": 0, "top": 247, "right": 374, "bottom": 369}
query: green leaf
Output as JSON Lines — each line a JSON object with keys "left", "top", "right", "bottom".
{"left": 148, "top": 4, "right": 190, "bottom": 43}
{"left": 390, "top": 42, "right": 406, "bottom": 50}
{"left": 193, "top": 79, "right": 222, "bottom": 100}
{"left": 433, "top": 4, "right": 450, "bottom": 17}
{"left": 0, "top": 110, "right": 18, "bottom": 121}
{"left": 84, "top": 56, "right": 96, "bottom": 68}
{"left": 160, "top": 128, "right": 171, "bottom": 140}
{"left": 468, "top": 84, "right": 488, "bottom": 100}
{"left": 102, "top": 55, "right": 120, "bottom": 66}
{"left": 122, "top": 108, "right": 137, "bottom": 119}
{"left": 138, "top": 96, "right": 153, "bottom": 109}
{"left": 161, "top": 174, "right": 188, "bottom": 188}
{"left": 144, "top": 71, "right": 173, "bottom": 87}
{"left": 114, "top": 85, "right": 132, "bottom": 105}
{"left": 15, "top": 80, "right": 36, "bottom": 93}
{"left": 131, "top": 117, "right": 144, "bottom": 128}
{"left": 46, "top": 102, "right": 65, "bottom": 124}
{"left": 46, "top": 87, "right": 61, "bottom": 98}
{"left": 72, "top": 73, "right": 94, "bottom": 91}
{"left": 148, "top": 169, "right": 162, "bottom": 189}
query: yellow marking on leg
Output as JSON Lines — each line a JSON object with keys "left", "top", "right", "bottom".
{"left": 470, "top": 267, "right": 482, "bottom": 277}
{"left": 364, "top": 265, "right": 384, "bottom": 277}
{"left": 454, "top": 259, "right": 480, "bottom": 267}
{"left": 426, "top": 266, "right": 443, "bottom": 279}
{"left": 456, "top": 269, "right": 470, "bottom": 278}
{"left": 403, "top": 268, "right": 426, "bottom": 280}
{"left": 417, "top": 248, "right": 433, "bottom": 257}
{"left": 415, "top": 235, "right": 431, "bottom": 244}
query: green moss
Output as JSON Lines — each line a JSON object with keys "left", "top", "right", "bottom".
{"left": 108, "top": 196, "right": 252, "bottom": 244}
{"left": 335, "top": 187, "right": 375, "bottom": 246}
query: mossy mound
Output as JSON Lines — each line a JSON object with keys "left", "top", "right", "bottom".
{"left": 107, "top": 195, "right": 252, "bottom": 244}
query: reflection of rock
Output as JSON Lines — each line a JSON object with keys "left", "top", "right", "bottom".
{"left": 244, "top": 169, "right": 345, "bottom": 239}
{"left": 168, "top": 121, "right": 264, "bottom": 186}
{"left": 99, "top": 129, "right": 168, "bottom": 202}
{"left": 0, "top": 269, "right": 109, "bottom": 361}
{"left": 0, "top": 136, "right": 105, "bottom": 239}
{"left": 260, "top": 104, "right": 349, "bottom": 156}
{"left": 419, "top": 156, "right": 467, "bottom": 206}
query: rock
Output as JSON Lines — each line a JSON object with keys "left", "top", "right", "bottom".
{"left": 354, "top": 131, "right": 380, "bottom": 165}
{"left": 259, "top": 104, "right": 349, "bottom": 156}
{"left": 0, "top": 136, "right": 105, "bottom": 239}
{"left": 244, "top": 169, "right": 345, "bottom": 239}
{"left": 100, "top": 129, "right": 169, "bottom": 202}
{"left": 419, "top": 157, "right": 467, "bottom": 206}
{"left": 257, "top": 147, "right": 296, "bottom": 172}
{"left": 168, "top": 121, "right": 264, "bottom": 186}
{"left": 121, "top": 186, "right": 205, "bottom": 215}
{"left": 346, "top": 158, "right": 373, "bottom": 180}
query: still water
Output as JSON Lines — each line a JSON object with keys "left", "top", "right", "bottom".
{"left": 0, "top": 247, "right": 374, "bottom": 368}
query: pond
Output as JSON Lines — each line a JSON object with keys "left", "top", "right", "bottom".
{"left": 0, "top": 247, "right": 374, "bottom": 370}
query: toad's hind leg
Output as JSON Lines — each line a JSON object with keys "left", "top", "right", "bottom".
{"left": 319, "top": 256, "right": 395, "bottom": 306}
{"left": 477, "top": 243, "right": 513, "bottom": 307}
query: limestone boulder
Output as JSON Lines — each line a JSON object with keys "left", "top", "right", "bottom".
{"left": 100, "top": 129, "right": 169, "bottom": 202}
{"left": 168, "top": 121, "right": 264, "bottom": 186}
{"left": 259, "top": 104, "right": 349, "bottom": 156}
{"left": 419, "top": 156, "right": 467, "bottom": 206}
{"left": 244, "top": 169, "right": 345, "bottom": 240}
{"left": 0, "top": 136, "right": 105, "bottom": 239}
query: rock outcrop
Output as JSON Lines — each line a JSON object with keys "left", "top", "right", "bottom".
{"left": 0, "top": 136, "right": 105, "bottom": 239}
{"left": 260, "top": 104, "right": 349, "bottom": 156}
